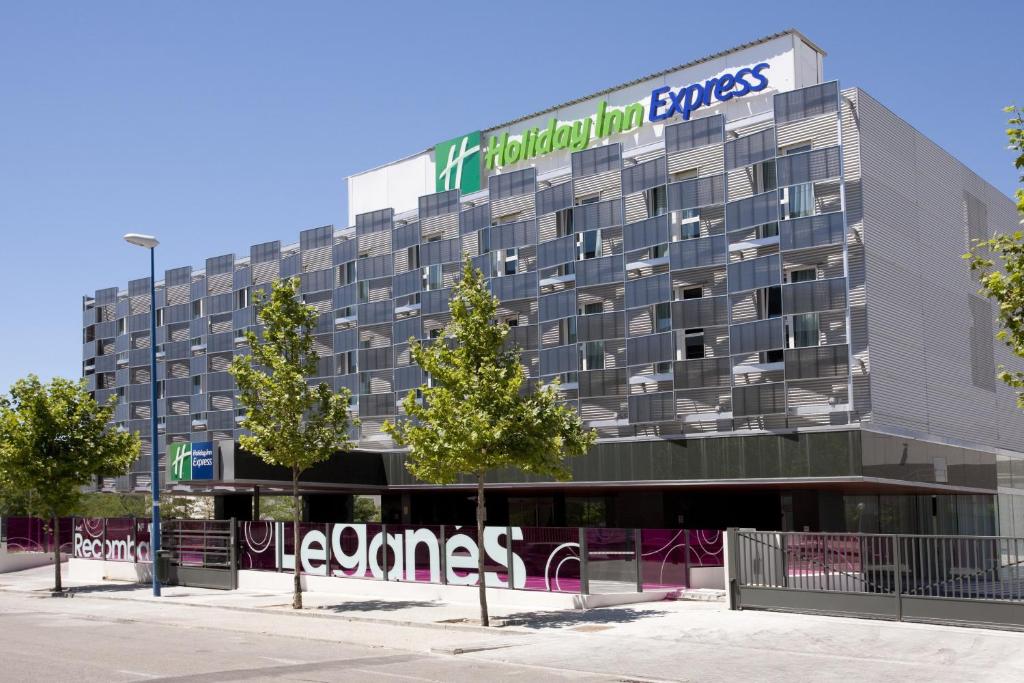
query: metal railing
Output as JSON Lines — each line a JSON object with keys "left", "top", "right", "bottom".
{"left": 161, "top": 518, "right": 235, "bottom": 570}
{"left": 729, "top": 529, "right": 1024, "bottom": 628}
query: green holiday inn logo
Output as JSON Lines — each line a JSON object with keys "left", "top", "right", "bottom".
{"left": 434, "top": 131, "right": 481, "bottom": 194}
{"left": 168, "top": 441, "right": 215, "bottom": 481}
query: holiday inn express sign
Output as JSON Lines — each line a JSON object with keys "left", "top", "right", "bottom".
{"left": 433, "top": 62, "right": 770, "bottom": 190}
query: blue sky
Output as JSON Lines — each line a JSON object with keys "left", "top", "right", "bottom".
{"left": 0, "top": 1, "right": 1019, "bottom": 392}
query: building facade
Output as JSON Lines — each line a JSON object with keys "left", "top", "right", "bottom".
{"left": 81, "top": 30, "right": 1024, "bottom": 534}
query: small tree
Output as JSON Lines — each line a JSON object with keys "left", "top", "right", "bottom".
{"left": 0, "top": 375, "right": 139, "bottom": 592}
{"left": 967, "top": 106, "right": 1024, "bottom": 408}
{"left": 229, "top": 277, "right": 356, "bottom": 609}
{"left": 383, "top": 257, "right": 595, "bottom": 626}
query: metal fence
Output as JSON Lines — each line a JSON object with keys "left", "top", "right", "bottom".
{"left": 728, "top": 529, "right": 1024, "bottom": 628}
{"left": 162, "top": 519, "right": 237, "bottom": 589}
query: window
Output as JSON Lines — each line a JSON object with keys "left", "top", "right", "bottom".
{"left": 428, "top": 328, "right": 442, "bottom": 339}
{"left": 787, "top": 267, "right": 817, "bottom": 283}
{"left": 357, "top": 280, "right": 370, "bottom": 303}
{"left": 191, "top": 337, "right": 203, "bottom": 347}
{"left": 783, "top": 143, "right": 812, "bottom": 155}
{"left": 559, "top": 371, "right": 578, "bottom": 385}
{"left": 192, "top": 376, "right": 202, "bottom": 395}
{"left": 156, "top": 308, "right": 165, "bottom": 327}
{"left": 491, "top": 248, "right": 518, "bottom": 277}
{"left": 788, "top": 313, "right": 820, "bottom": 348}
{"left": 338, "top": 350, "right": 357, "bottom": 375}
{"left": 780, "top": 183, "right": 815, "bottom": 220}
{"left": 339, "top": 261, "right": 356, "bottom": 285}
{"left": 682, "top": 329, "right": 705, "bottom": 360}
{"left": 643, "top": 186, "right": 667, "bottom": 218}
{"left": 359, "top": 373, "right": 372, "bottom": 395}
{"left": 236, "top": 288, "right": 249, "bottom": 310}
{"left": 752, "top": 160, "right": 777, "bottom": 193}
{"left": 757, "top": 222, "right": 779, "bottom": 239}
{"left": 156, "top": 380, "right": 165, "bottom": 399}
{"left": 654, "top": 361, "right": 672, "bottom": 375}
{"left": 762, "top": 349, "right": 784, "bottom": 363}
{"left": 670, "top": 209, "right": 700, "bottom": 241}
{"left": 755, "top": 286, "right": 782, "bottom": 319}
{"left": 337, "top": 305, "right": 354, "bottom": 320}
{"left": 406, "top": 246, "right": 419, "bottom": 271}
{"left": 579, "top": 302, "right": 603, "bottom": 315}
{"left": 116, "top": 318, "right": 126, "bottom": 336}
{"left": 649, "top": 244, "right": 668, "bottom": 260}
{"left": 491, "top": 212, "right": 520, "bottom": 226}
{"left": 422, "top": 264, "right": 442, "bottom": 291}
{"left": 576, "top": 229, "right": 601, "bottom": 260}
{"left": 395, "top": 293, "right": 420, "bottom": 310}
{"left": 559, "top": 317, "right": 577, "bottom": 346}
{"left": 555, "top": 208, "right": 574, "bottom": 237}
{"left": 579, "top": 341, "right": 604, "bottom": 370}
{"left": 479, "top": 228, "right": 491, "bottom": 255}
{"left": 192, "top": 300, "right": 204, "bottom": 319}
{"left": 681, "top": 286, "right": 703, "bottom": 300}
{"left": 671, "top": 168, "right": 699, "bottom": 182}
{"left": 576, "top": 193, "right": 600, "bottom": 206}
{"left": 654, "top": 302, "right": 671, "bottom": 333}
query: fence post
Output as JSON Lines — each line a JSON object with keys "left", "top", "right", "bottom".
{"left": 324, "top": 523, "right": 331, "bottom": 578}
{"left": 725, "top": 527, "right": 740, "bottom": 610}
{"left": 439, "top": 525, "right": 447, "bottom": 585}
{"left": 683, "top": 529, "right": 691, "bottom": 590}
{"left": 506, "top": 525, "right": 515, "bottom": 590}
{"left": 893, "top": 535, "right": 903, "bottom": 622}
{"left": 634, "top": 528, "right": 643, "bottom": 593}
{"left": 102, "top": 517, "right": 107, "bottom": 561}
{"left": 275, "top": 521, "right": 283, "bottom": 573}
{"left": 579, "top": 527, "right": 589, "bottom": 596}
{"left": 131, "top": 516, "right": 137, "bottom": 563}
{"left": 382, "top": 523, "right": 389, "bottom": 581}
{"left": 229, "top": 518, "right": 238, "bottom": 589}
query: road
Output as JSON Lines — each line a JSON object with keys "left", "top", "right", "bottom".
{"left": 2, "top": 583, "right": 1024, "bottom": 681}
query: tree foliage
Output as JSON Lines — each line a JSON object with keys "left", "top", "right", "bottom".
{"left": 0, "top": 375, "right": 139, "bottom": 591}
{"left": 383, "top": 257, "right": 595, "bottom": 625}
{"left": 383, "top": 257, "right": 595, "bottom": 484}
{"left": 229, "top": 276, "right": 357, "bottom": 608}
{"left": 967, "top": 106, "right": 1024, "bottom": 408}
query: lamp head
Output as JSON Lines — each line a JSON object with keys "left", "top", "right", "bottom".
{"left": 123, "top": 233, "right": 159, "bottom": 249}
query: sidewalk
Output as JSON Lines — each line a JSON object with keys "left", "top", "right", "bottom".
{"left": 0, "top": 563, "right": 682, "bottom": 635}
{"left": 5, "top": 564, "right": 1024, "bottom": 681}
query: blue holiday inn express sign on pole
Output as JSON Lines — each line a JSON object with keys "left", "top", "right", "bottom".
{"left": 168, "top": 441, "right": 217, "bottom": 481}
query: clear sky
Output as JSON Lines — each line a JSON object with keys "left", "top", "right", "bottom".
{"left": 0, "top": 1, "right": 1019, "bottom": 392}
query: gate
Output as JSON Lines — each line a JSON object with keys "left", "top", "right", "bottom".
{"left": 161, "top": 518, "right": 237, "bottom": 590}
{"left": 727, "top": 528, "right": 1024, "bottom": 629}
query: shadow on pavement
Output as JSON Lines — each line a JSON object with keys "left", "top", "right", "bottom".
{"left": 315, "top": 599, "right": 439, "bottom": 613}
{"left": 500, "top": 607, "right": 665, "bottom": 629}
{"left": 67, "top": 583, "right": 149, "bottom": 595}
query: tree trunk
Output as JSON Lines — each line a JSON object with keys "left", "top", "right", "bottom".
{"left": 52, "top": 516, "right": 62, "bottom": 594}
{"left": 476, "top": 472, "right": 489, "bottom": 627}
{"left": 292, "top": 465, "right": 302, "bottom": 609}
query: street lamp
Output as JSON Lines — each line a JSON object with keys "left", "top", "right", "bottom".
{"left": 123, "top": 233, "right": 161, "bottom": 597}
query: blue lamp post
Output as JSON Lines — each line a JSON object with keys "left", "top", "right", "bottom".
{"left": 123, "top": 232, "right": 161, "bottom": 597}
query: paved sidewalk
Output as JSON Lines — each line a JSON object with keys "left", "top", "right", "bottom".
{"left": 5, "top": 563, "right": 1024, "bottom": 681}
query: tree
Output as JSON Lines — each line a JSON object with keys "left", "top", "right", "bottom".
{"left": 352, "top": 496, "right": 380, "bottom": 523}
{"left": 0, "top": 375, "right": 139, "bottom": 592}
{"left": 383, "top": 257, "right": 595, "bottom": 626}
{"left": 967, "top": 106, "right": 1024, "bottom": 408}
{"left": 229, "top": 277, "right": 356, "bottom": 609}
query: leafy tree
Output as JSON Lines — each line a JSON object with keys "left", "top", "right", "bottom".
{"left": 353, "top": 496, "right": 380, "bottom": 523}
{"left": 967, "top": 106, "right": 1024, "bottom": 408}
{"left": 229, "top": 277, "right": 356, "bottom": 609}
{"left": 0, "top": 376, "right": 139, "bottom": 592}
{"left": 75, "top": 492, "right": 150, "bottom": 518}
{"left": 383, "top": 257, "right": 595, "bottom": 626}
{"left": 257, "top": 495, "right": 296, "bottom": 522}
